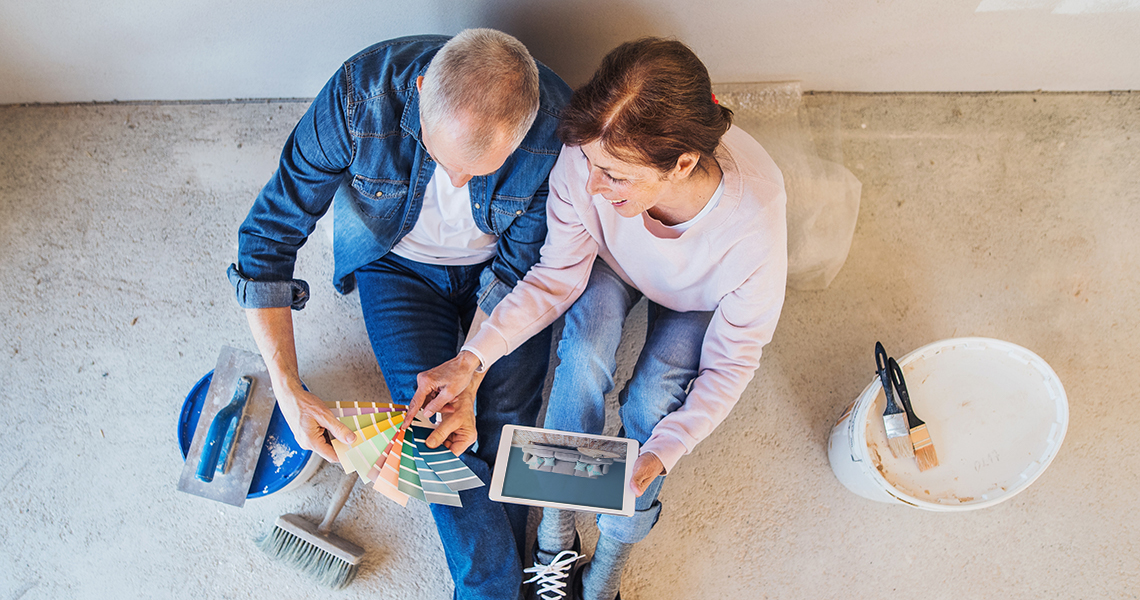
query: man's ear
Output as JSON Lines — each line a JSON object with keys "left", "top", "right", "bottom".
{"left": 416, "top": 76, "right": 424, "bottom": 92}
{"left": 671, "top": 151, "right": 701, "bottom": 180}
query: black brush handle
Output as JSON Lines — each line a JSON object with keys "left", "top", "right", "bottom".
{"left": 875, "top": 342, "right": 902, "bottom": 415}
{"left": 888, "top": 357, "right": 925, "bottom": 428}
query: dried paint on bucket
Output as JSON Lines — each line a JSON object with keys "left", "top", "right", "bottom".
{"left": 267, "top": 434, "right": 298, "bottom": 468}
{"left": 828, "top": 338, "right": 1068, "bottom": 511}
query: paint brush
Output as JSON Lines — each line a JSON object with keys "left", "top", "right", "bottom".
{"left": 876, "top": 343, "right": 914, "bottom": 459}
{"left": 888, "top": 357, "right": 939, "bottom": 471}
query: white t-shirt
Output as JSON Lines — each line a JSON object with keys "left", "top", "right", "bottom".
{"left": 391, "top": 164, "right": 499, "bottom": 265}
{"left": 663, "top": 177, "right": 724, "bottom": 234}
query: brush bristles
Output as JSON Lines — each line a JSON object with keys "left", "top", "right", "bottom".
{"left": 909, "top": 425, "right": 939, "bottom": 472}
{"left": 887, "top": 434, "right": 915, "bottom": 459}
{"left": 258, "top": 525, "right": 359, "bottom": 589}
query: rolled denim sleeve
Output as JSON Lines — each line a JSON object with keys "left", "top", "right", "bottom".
{"left": 232, "top": 67, "right": 354, "bottom": 308}
{"left": 227, "top": 264, "right": 310, "bottom": 310}
{"left": 476, "top": 264, "right": 514, "bottom": 314}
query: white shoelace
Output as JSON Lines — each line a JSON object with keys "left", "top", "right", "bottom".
{"left": 523, "top": 550, "right": 582, "bottom": 600}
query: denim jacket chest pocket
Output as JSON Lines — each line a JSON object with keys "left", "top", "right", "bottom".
{"left": 488, "top": 193, "right": 532, "bottom": 234}
{"left": 350, "top": 175, "right": 410, "bottom": 220}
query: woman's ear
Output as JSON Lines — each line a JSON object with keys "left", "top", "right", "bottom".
{"left": 670, "top": 151, "right": 702, "bottom": 180}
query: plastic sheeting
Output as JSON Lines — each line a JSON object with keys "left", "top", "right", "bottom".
{"left": 713, "top": 82, "right": 861, "bottom": 291}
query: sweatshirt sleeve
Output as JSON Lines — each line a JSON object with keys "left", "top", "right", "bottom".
{"left": 467, "top": 147, "right": 600, "bottom": 366}
{"left": 640, "top": 209, "right": 789, "bottom": 473}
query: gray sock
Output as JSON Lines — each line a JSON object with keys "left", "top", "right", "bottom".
{"left": 580, "top": 534, "right": 634, "bottom": 600}
{"left": 536, "top": 508, "right": 578, "bottom": 564}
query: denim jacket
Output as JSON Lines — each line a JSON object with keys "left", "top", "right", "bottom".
{"left": 228, "top": 35, "right": 571, "bottom": 313}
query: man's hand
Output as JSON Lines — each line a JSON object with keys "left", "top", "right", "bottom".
{"left": 243, "top": 306, "right": 354, "bottom": 463}
{"left": 422, "top": 372, "right": 484, "bottom": 456}
{"left": 406, "top": 350, "right": 482, "bottom": 424}
{"left": 275, "top": 381, "right": 356, "bottom": 463}
{"left": 629, "top": 452, "right": 665, "bottom": 497}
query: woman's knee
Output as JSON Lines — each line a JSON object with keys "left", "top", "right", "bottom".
{"left": 596, "top": 500, "right": 663, "bottom": 545}
{"left": 553, "top": 285, "right": 631, "bottom": 384}
{"left": 618, "top": 370, "right": 691, "bottom": 442}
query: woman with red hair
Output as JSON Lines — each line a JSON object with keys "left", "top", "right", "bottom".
{"left": 413, "top": 38, "right": 788, "bottom": 600}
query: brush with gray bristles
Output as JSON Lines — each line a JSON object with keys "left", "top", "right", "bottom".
{"left": 257, "top": 471, "right": 365, "bottom": 589}
{"left": 876, "top": 342, "right": 914, "bottom": 459}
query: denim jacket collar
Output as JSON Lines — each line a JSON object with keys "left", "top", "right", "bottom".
{"left": 399, "top": 66, "right": 428, "bottom": 144}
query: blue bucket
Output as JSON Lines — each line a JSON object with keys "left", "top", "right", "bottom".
{"left": 179, "top": 371, "right": 318, "bottom": 498}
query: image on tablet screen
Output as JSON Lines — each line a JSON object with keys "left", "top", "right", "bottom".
{"left": 499, "top": 429, "right": 629, "bottom": 510}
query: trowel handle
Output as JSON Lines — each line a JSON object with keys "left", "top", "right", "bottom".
{"left": 195, "top": 376, "right": 253, "bottom": 483}
{"left": 319, "top": 473, "right": 358, "bottom": 534}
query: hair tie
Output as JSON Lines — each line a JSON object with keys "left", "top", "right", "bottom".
{"left": 712, "top": 93, "right": 718, "bottom": 105}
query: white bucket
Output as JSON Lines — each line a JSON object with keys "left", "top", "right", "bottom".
{"left": 827, "top": 337, "right": 1068, "bottom": 511}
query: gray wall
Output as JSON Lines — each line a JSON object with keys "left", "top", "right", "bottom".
{"left": 2, "top": 0, "right": 1138, "bottom": 103}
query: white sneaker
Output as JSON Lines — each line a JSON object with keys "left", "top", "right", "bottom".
{"left": 523, "top": 550, "right": 583, "bottom": 600}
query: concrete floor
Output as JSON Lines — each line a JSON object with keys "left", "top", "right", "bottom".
{"left": 1, "top": 92, "right": 1137, "bottom": 599}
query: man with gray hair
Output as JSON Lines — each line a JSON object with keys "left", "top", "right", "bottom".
{"left": 228, "top": 30, "right": 570, "bottom": 598}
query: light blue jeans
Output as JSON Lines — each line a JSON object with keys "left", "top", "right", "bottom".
{"left": 538, "top": 259, "right": 713, "bottom": 599}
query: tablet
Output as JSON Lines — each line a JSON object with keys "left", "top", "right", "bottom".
{"left": 489, "top": 425, "right": 639, "bottom": 517}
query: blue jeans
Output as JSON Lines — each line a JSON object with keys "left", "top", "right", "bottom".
{"left": 542, "top": 259, "right": 713, "bottom": 545}
{"left": 356, "top": 253, "right": 552, "bottom": 600}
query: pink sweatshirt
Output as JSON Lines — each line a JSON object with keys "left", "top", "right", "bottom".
{"left": 469, "top": 125, "right": 788, "bottom": 473}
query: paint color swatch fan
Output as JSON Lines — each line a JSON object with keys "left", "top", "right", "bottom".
{"left": 328, "top": 401, "right": 484, "bottom": 507}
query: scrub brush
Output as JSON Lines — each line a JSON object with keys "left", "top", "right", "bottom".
{"left": 257, "top": 472, "right": 365, "bottom": 589}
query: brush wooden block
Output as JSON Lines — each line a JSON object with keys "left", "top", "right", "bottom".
{"left": 275, "top": 513, "right": 365, "bottom": 565}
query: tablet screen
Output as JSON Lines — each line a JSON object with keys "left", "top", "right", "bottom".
{"left": 489, "top": 425, "right": 639, "bottom": 516}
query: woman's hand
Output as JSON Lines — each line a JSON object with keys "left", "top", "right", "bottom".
{"left": 274, "top": 380, "right": 356, "bottom": 463}
{"left": 629, "top": 452, "right": 665, "bottom": 497}
{"left": 406, "top": 350, "right": 483, "bottom": 422}
{"left": 422, "top": 372, "right": 484, "bottom": 456}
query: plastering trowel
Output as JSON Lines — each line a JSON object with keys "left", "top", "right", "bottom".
{"left": 178, "top": 346, "right": 279, "bottom": 507}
